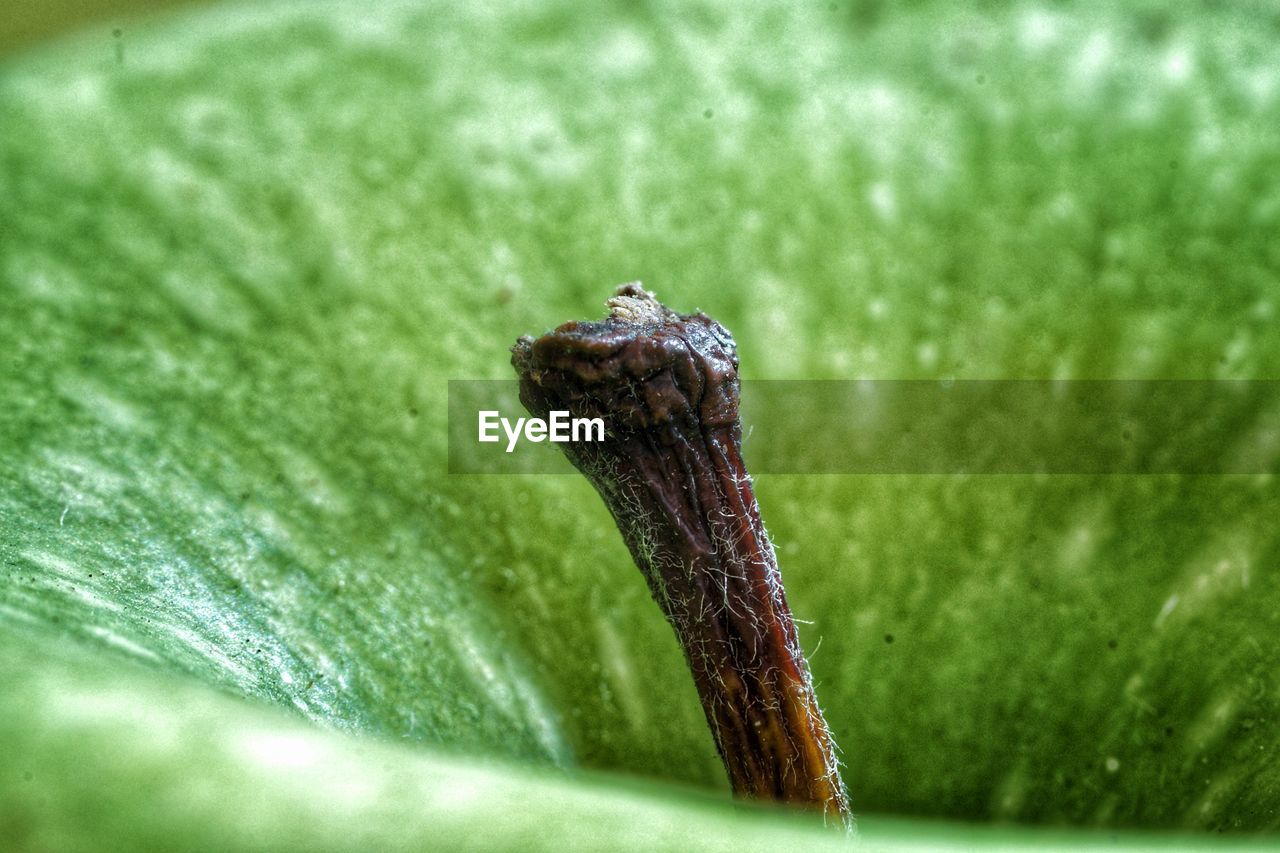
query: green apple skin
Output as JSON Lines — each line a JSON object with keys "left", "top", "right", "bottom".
{"left": 2, "top": 0, "right": 1279, "bottom": 848}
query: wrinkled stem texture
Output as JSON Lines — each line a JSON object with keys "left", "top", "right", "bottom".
{"left": 513, "top": 284, "right": 850, "bottom": 827}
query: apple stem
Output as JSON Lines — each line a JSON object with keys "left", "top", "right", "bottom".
{"left": 512, "top": 284, "right": 852, "bottom": 829}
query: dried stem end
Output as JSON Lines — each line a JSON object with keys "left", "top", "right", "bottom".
{"left": 513, "top": 283, "right": 851, "bottom": 827}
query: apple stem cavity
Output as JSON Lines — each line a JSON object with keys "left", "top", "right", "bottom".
{"left": 512, "top": 284, "right": 852, "bottom": 828}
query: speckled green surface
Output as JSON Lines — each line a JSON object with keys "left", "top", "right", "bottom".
{"left": 2, "top": 0, "right": 1279, "bottom": 848}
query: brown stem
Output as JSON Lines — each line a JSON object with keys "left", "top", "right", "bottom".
{"left": 512, "top": 284, "right": 851, "bottom": 827}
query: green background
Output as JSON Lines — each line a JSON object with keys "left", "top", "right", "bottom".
{"left": 2, "top": 0, "right": 1278, "bottom": 849}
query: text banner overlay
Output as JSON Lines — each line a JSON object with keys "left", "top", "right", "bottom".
{"left": 448, "top": 380, "right": 1280, "bottom": 475}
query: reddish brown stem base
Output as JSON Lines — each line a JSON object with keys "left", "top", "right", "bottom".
{"left": 513, "top": 284, "right": 851, "bottom": 827}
